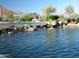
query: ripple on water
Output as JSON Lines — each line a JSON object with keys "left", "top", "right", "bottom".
{"left": 0, "top": 28, "right": 79, "bottom": 57}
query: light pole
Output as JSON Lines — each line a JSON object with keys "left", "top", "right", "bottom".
{"left": 0, "top": 4, "right": 3, "bottom": 21}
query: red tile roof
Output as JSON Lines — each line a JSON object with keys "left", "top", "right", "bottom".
{"left": 0, "top": 7, "right": 17, "bottom": 15}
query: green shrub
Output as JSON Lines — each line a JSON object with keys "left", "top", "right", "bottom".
{"left": 75, "top": 17, "right": 79, "bottom": 23}
{"left": 47, "top": 15, "right": 59, "bottom": 21}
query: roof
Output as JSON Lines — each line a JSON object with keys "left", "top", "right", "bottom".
{"left": 0, "top": 7, "right": 17, "bottom": 15}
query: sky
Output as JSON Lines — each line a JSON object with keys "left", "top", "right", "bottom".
{"left": 0, "top": 0, "right": 79, "bottom": 15}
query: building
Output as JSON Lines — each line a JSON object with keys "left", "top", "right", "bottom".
{"left": 0, "top": 5, "right": 18, "bottom": 21}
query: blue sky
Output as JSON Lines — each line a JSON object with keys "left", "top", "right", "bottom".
{"left": 0, "top": 0, "right": 79, "bottom": 15}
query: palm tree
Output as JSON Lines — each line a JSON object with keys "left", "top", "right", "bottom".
{"left": 6, "top": 14, "right": 14, "bottom": 22}
{"left": 65, "top": 5, "right": 74, "bottom": 21}
{"left": 42, "top": 5, "right": 56, "bottom": 21}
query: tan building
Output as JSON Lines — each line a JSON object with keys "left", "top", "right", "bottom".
{"left": 0, "top": 6, "right": 18, "bottom": 21}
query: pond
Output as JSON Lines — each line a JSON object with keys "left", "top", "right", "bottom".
{"left": 0, "top": 28, "right": 79, "bottom": 58}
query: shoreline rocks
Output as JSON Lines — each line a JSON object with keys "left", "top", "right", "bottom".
{"left": 1, "top": 22, "right": 79, "bottom": 35}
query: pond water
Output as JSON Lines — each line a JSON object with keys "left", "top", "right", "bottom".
{"left": 0, "top": 28, "right": 79, "bottom": 58}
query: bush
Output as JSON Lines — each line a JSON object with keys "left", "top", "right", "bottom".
{"left": 75, "top": 17, "right": 79, "bottom": 23}
{"left": 20, "top": 17, "right": 32, "bottom": 22}
{"left": 48, "top": 15, "right": 59, "bottom": 21}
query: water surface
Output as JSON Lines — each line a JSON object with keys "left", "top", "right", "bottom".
{"left": 0, "top": 28, "right": 79, "bottom": 58}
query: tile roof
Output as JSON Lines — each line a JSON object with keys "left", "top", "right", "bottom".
{"left": 0, "top": 7, "right": 17, "bottom": 15}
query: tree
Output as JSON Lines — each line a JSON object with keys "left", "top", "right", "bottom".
{"left": 6, "top": 14, "right": 14, "bottom": 21}
{"left": 65, "top": 5, "right": 74, "bottom": 21}
{"left": 42, "top": 5, "right": 56, "bottom": 21}
{"left": 75, "top": 15, "right": 79, "bottom": 23}
{"left": 20, "top": 13, "right": 33, "bottom": 22}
